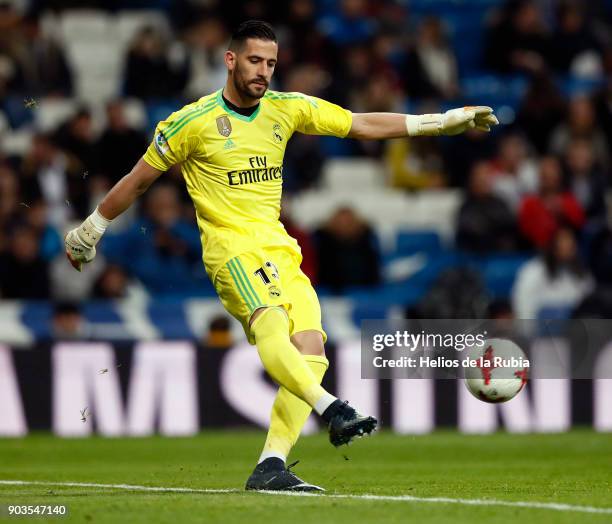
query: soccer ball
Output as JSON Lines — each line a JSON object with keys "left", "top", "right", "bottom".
{"left": 464, "top": 338, "right": 529, "bottom": 403}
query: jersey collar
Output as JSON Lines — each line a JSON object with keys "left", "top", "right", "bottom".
{"left": 217, "top": 89, "right": 261, "bottom": 122}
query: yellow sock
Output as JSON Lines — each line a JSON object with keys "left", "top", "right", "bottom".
{"left": 251, "top": 307, "right": 330, "bottom": 407}
{"left": 260, "top": 355, "right": 329, "bottom": 461}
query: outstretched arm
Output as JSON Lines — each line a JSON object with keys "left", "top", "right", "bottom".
{"left": 98, "top": 158, "right": 163, "bottom": 219}
{"left": 348, "top": 107, "right": 498, "bottom": 140}
{"left": 64, "top": 158, "right": 163, "bottom": 271}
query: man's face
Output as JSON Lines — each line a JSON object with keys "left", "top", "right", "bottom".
{"left": 226, "top": 38, "right": 278, "bottom": 100}
{"left": 53, "top": 312, "right": 83, "bottom": 338}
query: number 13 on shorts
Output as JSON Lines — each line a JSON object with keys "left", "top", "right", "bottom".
{"left": 217, "top": 252, "right": 286, "bottom": 319}
{"left": 254, "top": 261, "right": 280, "bottom": 285}
{"left": 214, "top": 248, "right": 325, "bottom": 345}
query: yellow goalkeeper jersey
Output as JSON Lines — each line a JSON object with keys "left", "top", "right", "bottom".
{"left": 143, "top": 88, "right": 353, "bottom": 280}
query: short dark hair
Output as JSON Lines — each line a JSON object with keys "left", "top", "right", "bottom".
{"left": 53, "top": 302, "right": 81, "bottom": 317}
{"left": 229, "top": 20, "right": 277, "bottom": 51}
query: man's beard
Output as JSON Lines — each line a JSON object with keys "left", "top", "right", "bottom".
{"left": 233, "top": 67, "right": 267, "bottom": 100}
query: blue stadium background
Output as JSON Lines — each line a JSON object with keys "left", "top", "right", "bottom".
{"left": 2, "top": 0, "right": 612, "bottom": 343}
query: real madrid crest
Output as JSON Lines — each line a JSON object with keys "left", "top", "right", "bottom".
{"left": 216, "top": 115, "right": 232, "bottom": 137}
{"left": 272, "top": 123, "right": 284, "bottom": 143}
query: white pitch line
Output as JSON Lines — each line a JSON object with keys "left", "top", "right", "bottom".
{"left": 0, "top": 481, "right": 237, "bottom": 495}
{"left": 260, "top": 491, "right": 612, "bottom": 515}
{"left": 0, "top": 480, "right": 611, "bottom": 516}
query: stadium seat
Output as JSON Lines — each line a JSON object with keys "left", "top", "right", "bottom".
{"left": 537, "top": 306, "right": 574, "bottom": 320}
{"left": 2, "top": 95, "right": 35, "bottom": 129}
{"left": 383, "top": 252, "right": 429, "bottom": 281}
{"left": 407, "top": 190, "right": 462, "bottom": 241}
{"left": 357, "top": 190, "right": 412, "bottom": 226}
{"left": 560, "top": 75, "right": 605, "bottom": 97}
{"left": 288, "top": 188, "right": 362, "bottom": 229}
{"left": 438, "top": 10, "right": 488, "bottom": 74}
{"left": 34, "top": 99, "right": 77, "bottom": 132}
{"left": 461, "top": 74, "right": 528, "bottom": 109}
{"left": 395, "top": 230, "right": 442, "bottom": 256}
{"left": 1, "top": 129, "right": 33, "bottom": 157}
{"left": 183, "top": 298, "right": 245, "bottom": 340}
{"left": 347, "top": 276, "right": 433, "bottom": 309}
{"left": 146, "top": 100, "right": 183, "bottom": 131}
{"left": 20, "top": 302, "right": 54, "bottom": 340}
{"left": 120, "top": 98, "right": 148, "bottom": 130}
{"left": 65, "top": 41, "right": 124, "bottom": 102}
{"left": 481, "top": 254, "right": 531, "bottom": 298}
{"left": 147, "top": 300, "right": 194, "bottom": 339}
{"left": 289, "top": 187, "right": 461, "bottom": 247}
{"left": 350, "top": 299, "right": 390, "bottom": 326}
{"left": 116, "top": 10, "right": 170, "bottom": 50}
{"left": 58, "top": 11, "right": 135, "bottom": 103}
{"left": 59, "top": 10, "right": 112, "bottom": 43}
{"left": 83, "top": 302, "right": 123, "bottom": 323}
{"left": 321, "top": 158, "right": 387, "bottom": 190}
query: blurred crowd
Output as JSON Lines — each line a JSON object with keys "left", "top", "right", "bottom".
{"left": 1, "top": 0, "right": 612, "bottom": 320}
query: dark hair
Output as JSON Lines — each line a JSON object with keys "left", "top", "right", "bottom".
{"left": 53, "top": 302, "right": 81, "bottom": 317}
{"left": 543, "top": 226, "right": 584, "bottom": 279}
{"left": 487, "top": 299, "right": 513, "bottom": 319}
{"left": 209, "top": 315, "right": 231, "bottom": 332}
{"left": 229, "top": 20, "right": 277, "bottom": 50}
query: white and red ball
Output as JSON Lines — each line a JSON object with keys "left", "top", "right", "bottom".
{"left": 464, "top": 338, "right": 529, "bottom": 403}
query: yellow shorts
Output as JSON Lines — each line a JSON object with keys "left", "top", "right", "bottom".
{"left": 214, "top": 247, "right": 326, "bottom": 345}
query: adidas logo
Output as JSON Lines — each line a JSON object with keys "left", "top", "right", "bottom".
{"left": 224, "top": 138, "right": 236, "bottom": 149}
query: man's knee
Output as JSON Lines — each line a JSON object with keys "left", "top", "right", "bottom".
{"left": 249, "top": 307, "right": 291, "bottom": 347}
{"left": 250, "top": 306, "right": 287, "bottom": 329}
{"left": 291, "top": 330, "right": 325, "bottom": 356}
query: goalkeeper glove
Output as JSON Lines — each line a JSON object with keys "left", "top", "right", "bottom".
{"left": 64, "top": 208, "right": 111, "bottom": 272}
{"left": 405, "top": 106, "right": 499, "bottom": 137}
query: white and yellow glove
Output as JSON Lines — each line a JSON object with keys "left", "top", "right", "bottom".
{"left": 64, "top": 208, "right": 111, "bottom": 272}
{"left": 405, "top": 106, "right": 499, "bottom": 137}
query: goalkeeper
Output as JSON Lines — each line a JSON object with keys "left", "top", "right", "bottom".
{"left": 65, "top": 20, "right": 498, "bottom": 492}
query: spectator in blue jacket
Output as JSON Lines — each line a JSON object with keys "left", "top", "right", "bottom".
{"left": 317, "top": 0, "right": 376, "bottom": 46}
{"left": 103, "top": 183, "right": 206, "bottom": 295}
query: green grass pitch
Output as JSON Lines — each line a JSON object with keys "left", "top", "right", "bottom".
{"left": 0, "top": 430, "right": 611, "bottom": 523}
